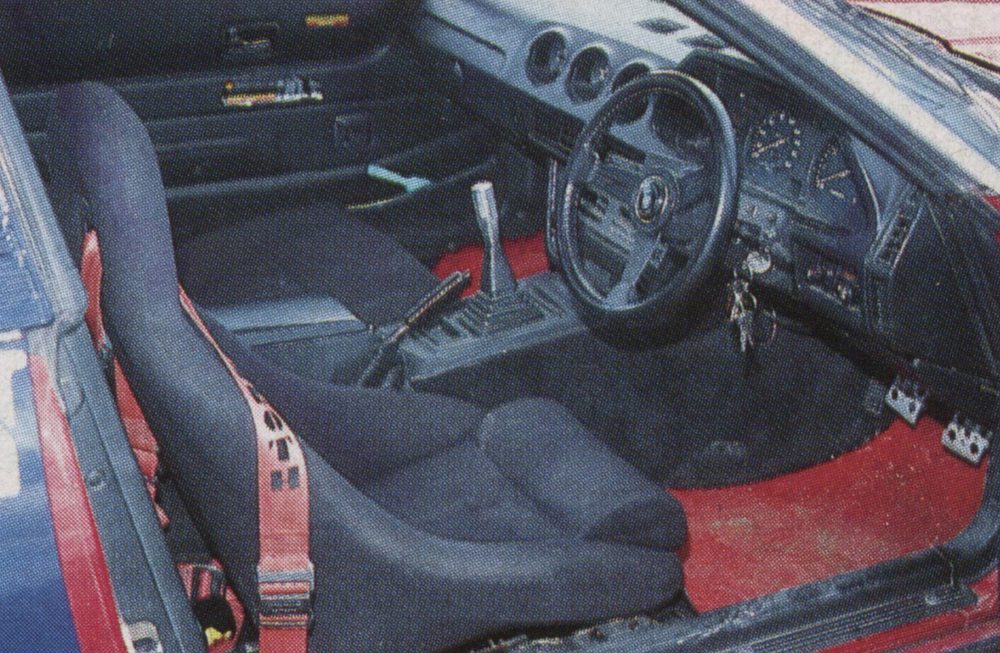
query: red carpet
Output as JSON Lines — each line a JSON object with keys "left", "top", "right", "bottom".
{"left": 674, "top": 417, "right": 988, "bottom": 612}
{"left": 432, "top": 232, "right": 550, "bottom": 298}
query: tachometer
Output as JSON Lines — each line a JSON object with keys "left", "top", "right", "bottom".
{"left": 812, "top": 140, "right": 859, "bottom": 206}
{"left": 748, "top": 110, "right": 803, "bottom": 171}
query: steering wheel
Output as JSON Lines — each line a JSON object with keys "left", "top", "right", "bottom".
{"left": 557, "top": 70, "right": 738, "bottom": 325}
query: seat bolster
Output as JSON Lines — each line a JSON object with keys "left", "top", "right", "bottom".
{"left": 205, "top": 316, "right": 487, "bottom": 484}
{"left": 477, "top": 399, "right": 687, "bottom": 551}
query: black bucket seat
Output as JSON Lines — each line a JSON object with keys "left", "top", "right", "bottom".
{"left": 47, "top": 82, "right": 688, "bottom": 652}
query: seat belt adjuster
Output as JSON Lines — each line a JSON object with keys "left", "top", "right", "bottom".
{"left": 257, "top": 565, "right": 315, "bottom": 630}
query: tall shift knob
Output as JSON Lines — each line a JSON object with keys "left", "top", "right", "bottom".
{"left": 471, "top": 181, "right": 516, "bottom": 297}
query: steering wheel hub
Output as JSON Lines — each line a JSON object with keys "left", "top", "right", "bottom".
{"left": 634, "top": 175, "right": 671, "bottom": 224}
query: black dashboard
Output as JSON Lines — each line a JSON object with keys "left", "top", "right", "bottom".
{"left": 412, "top": 0, "right": 998, "bottom": 411}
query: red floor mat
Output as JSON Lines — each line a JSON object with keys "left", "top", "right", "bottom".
{"left": 674, "top": 417, "right": 988, "bottom": 613}
{"left": 432, "top": 232, "right": 550, "bottom": 298}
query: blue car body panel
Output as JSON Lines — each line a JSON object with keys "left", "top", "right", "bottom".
{"left": 0, "top": 152, "right": 74, "bottom": 650}
{"left": 0, "top": 178, "right": 53, "bottom": 331}
{"left": 0, "top": 338, "right": 81, "bottom": 653}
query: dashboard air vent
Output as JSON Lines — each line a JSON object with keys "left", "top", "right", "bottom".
{"left": 880, "top": 194, "right": 921, "bottom": 266}
{"left": 681, "top": 33, "right": 727, "bottom": 51}
{"left": 638, "top": 17, "right": 685, "bottom": 36}
{"left": 527, "top": 31, "right": 567, "bottom": 85}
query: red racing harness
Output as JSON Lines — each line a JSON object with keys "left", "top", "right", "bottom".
{"left": 80, "top": 231, "right": 313, "bottom": 653}
{"left": 179, "top": 288, "right": 313, "bottom": 652}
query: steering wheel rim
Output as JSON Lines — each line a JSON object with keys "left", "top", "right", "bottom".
{"left": 557, "top": 70, "right": 739, "bottom": 325}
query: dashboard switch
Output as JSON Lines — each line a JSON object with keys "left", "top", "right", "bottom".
{"left": 801, "top": 251, "right": 860, "bottom": 311}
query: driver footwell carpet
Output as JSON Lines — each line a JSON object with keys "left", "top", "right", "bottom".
{"left": 674, "top": 417, "right": 988, "bottom": 612}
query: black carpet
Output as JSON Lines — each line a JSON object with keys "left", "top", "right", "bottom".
{"left": 416, "top": 317, "right": 891, "bottom": 488}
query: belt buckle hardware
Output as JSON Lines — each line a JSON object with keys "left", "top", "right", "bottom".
{"left": 257, "top": 565, "right": 314, "bottom": 629}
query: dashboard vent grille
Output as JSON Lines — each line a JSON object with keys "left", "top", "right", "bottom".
{"left": 638, "top": 17, "right": 685, "bottom": 36}
{"left": 880, "top": 194, "right": 921, "bottom": 266}
{"left": 681, "top": 33, "right": 727, "bottom": 51}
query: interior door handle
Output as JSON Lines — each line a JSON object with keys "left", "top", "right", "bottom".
{"left": 224, "top": 22, "right": 278, "bottom": 63}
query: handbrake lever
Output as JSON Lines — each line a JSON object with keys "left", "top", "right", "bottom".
{"left": 357, "top": 270, "right": 470, "bottom": 387}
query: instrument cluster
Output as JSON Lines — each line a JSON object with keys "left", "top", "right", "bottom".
{"left": 632, "top": 58, "right": 880, "bottom": 273}
{"left": 733, "top": 95, "right": 878, "bottom": 269}
{"left": 742, "top": 107, "right": 873, "bottom": 240}
{"left": 681, "top": 56, "right": 892, "bottom": 330}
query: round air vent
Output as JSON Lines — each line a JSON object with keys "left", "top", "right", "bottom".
{"left": 567, "top": 46, "right": 611, "bottom": 103}
{"left": 611, "top": 62, "right": 653, "bottom": 123}
{"left": 526, "top": 31, "right": 567, "bottom": 85}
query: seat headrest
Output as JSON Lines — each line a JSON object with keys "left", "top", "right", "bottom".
{"left": 46, "top": 82, "right": 179, "bottom": 311}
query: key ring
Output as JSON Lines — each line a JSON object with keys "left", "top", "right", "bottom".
{"left": 755, "top": 307, "right": 778, "bottom": 348}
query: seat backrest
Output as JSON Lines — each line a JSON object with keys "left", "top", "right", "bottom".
{"left": 46, "top": 82, "right": 263, "bottom": 605}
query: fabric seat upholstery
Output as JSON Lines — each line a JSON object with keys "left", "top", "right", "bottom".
{"left": 175, "top": 201, "right": 441, "bottom": 325}
{"left": 47, "top": 81, "right": 688, "bottom": 653}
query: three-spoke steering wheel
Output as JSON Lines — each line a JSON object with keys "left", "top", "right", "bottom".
{"left": 557, "top": 71, "right": 738, "bottom": 326}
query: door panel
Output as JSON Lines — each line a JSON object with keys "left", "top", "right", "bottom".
{"left": 0, "top": 1, "right": 413, "bottom": 85}
{"left": 4, "top": 1, "right": 497, "bottom": 246}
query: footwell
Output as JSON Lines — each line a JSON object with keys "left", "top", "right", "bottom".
{"left": 675, "top": 417, "right": 988, "bottom": 612}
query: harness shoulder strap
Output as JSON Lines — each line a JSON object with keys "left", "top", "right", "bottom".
{"left": 179, "top": 288, "right": 312, "bottom": 653}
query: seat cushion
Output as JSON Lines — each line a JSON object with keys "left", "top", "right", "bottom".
{"left": 175, "top": 202, "right": 441, "bottom": 325}
{"left": 480, "top": 399, "right": 688, "bottom": 550}
{"left": 214, "top": 319, "right": 688, "bottom": 552}
{"left": 363, "top": 439, "right": 566, "bottom": 542}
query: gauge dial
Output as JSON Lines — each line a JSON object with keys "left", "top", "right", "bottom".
{"left": 527, "top": 31, "right": 567, "bottom": 85}
{"left": 749, "top": 110, "right": 803, "bottom": 171}
{"left": 652, "top": 95, "right": 711, "bottom": 160}
{"left": 813, "top": 140, "right": 859, "bottom": 206}
{"left": 568, "top": 47, "right": 611, "bottom": 103}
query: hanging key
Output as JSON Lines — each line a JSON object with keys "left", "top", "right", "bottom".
{"left": 728, "top": 278, "right": 757, "bottom": 353}
{"left": 736, "top": 305, "right": 754, "bottom": 353}
{"left": 728, "top": 278, "right": 749, "bottom": 320}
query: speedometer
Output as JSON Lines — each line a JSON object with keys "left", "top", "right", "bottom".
{"left": 804, "top": 136, "right": 873, "bottom": 241}
{"left": 748, "top": 110, "right": 803, "bottom": 171}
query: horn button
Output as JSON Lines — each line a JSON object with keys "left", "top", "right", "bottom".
{"left": 633, "top": 175, "right": 672, "bottom": 226}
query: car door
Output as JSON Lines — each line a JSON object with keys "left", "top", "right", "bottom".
{"left": 2, "top": 0, "right": 500, "bottom": 260}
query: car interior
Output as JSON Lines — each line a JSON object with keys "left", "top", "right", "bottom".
{"left": 3, "top": 0, "right": 999, "bottom": 651}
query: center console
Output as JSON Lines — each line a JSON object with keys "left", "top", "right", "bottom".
{"left": 213, "top": 179, "right": 588, "bottom": 387}
{"left": 399, "top": 180, "right": 587, "bottom": 383}
{"left": 400, "top": 271, "right": 587, "bottom": 383}
{"left": 203, "top": 295, "right": 378, "bottom": 383}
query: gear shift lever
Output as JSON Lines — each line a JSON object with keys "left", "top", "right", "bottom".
{"left": 471, "top": 181, "right": 517, "bottom": 297}
{"left": 442, "top": 180, "right": 545, "bottom": 335}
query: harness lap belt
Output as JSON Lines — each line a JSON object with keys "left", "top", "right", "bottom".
{"left": 179, "top": 288, "right": 313, "bottom": 653}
